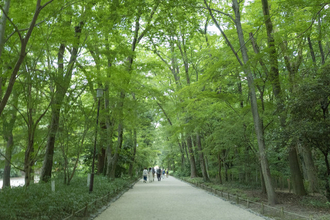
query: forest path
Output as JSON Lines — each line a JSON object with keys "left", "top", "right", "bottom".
{"left": 94, "top": 176, "right": 268, "bottom": 220}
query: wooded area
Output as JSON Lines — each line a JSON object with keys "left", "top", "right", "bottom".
{"left": 0, "top": 0, "right": 329, "bottom": 207}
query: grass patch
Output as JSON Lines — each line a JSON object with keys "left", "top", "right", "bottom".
{"left": 174, "top": 174, "right": 260, "bottom": 202}
{"left": 300, "top": 196, "right": 330, "bottom": 209}
{"left": 0, "top": 175, "right": 137, "bottom": 220}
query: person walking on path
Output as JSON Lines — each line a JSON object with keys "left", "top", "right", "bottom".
{"left": 94, "top": 173, "right": 267, "bottom": 220}
{"left": 157, "top": 167, "right": 161, "bottom": 181}
{"left": 148, "top": 168, "right": 153, "bottom": 183}
{"left": 152, "top": 167, "right": 155, "bottom": 181}
{"left": 143, "top": 168, "right": 148, "bottom": 183}
{"left": 166, "top": 169, "right": 169, "bottom": 178}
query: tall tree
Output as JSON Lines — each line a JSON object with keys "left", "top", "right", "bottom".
{"left": 204, "top": 0, "right": 277, "bottom": 204}
{"left": 261, "top": 0, "right": 306, "bottom": 196}
{"left": 40, "top": 16, "right": 84, "bottom": 181}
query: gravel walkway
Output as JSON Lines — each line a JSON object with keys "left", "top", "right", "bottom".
{"left": 94, "top": 176, "right": 268, "bottom": 220}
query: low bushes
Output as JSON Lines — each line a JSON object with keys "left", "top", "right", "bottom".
{"left": 0, "top": 175, "right": 136, "bottom": 220}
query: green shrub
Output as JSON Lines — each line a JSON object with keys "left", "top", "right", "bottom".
{"left": 0, "top": 175, "right": 135, "bottom": 220}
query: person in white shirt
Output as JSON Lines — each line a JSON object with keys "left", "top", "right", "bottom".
{"left": 143, "top": 168, "right": 148, "bottom": 183}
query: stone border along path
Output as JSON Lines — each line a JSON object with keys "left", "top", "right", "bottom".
{"left": 94, "top": 176, "right": 271, "bottom": 220}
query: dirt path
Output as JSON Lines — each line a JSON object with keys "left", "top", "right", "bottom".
{"left": 94, "top": 176, "right": 269, "bottom": 220}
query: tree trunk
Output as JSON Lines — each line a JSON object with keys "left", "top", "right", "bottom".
{"left": 40, "top": 107, "right": 60, "bottom": 182}
{"left": 232, "top": 0, "right": 278, "bottom": 204}
{"left": 204, "top": 0, "right": 276, "bottom": 203}
{"left": 323, "top": 151, "right": 330, "bottom": 201}
{"left": 63, "top": 147, "right": 68, "bottom": 184}
{"left": 183, "top": 140, "right": 189, "bottom": 163}
{"left": 261, "top": 0, "right": 306, "bottom": 196}
{"left": 24, "top": 138, "right": 34, "bottom": 187}
{"left": 109, "top": 94, "right": 125, "bottom": 179}
{"left": 3, "top": 133, "right": 13, "bottom": 188}
{"left": 187, "top": 136, "right": 197, "bottom": 178}
{"left": 318, "top": 16, "right": 325, "bottom": 65}
{"left": 205, "top": 156, "right": 210, "bottom": 179}
{"left": 260, "top": 169, "right": 267, "bottom": 194}
{"left": 307, "top": 36, "right": 317, "bottom": 66}
{"left": 2, "top": 91, "right": 18, "bottom": 188}
{"left": 104, "top": 56, "right": 115, "bottom": 178}
{"left": 179, "top": 142, "right": 185, "bottom": 170}
{"left": 196, "top": 133, "right": 209, "bottom": 181}
{"left": 225, "top": 162, "right": 228, "bottom": 182}
{"left": 260, "top": 0, "right": 281, "bottom": 98}
{"left": 105, "top": 125, "right": 115, "bottom": 177}
{"left": 40, "top": 43, "right": 65, "bottom": 182}
{"left": 300, "top": 144, "right": 318, "bottom": 193}
{"left": 97, "top": 148, "right": 106, "bottom": 174}
{"left": 128, "top": 129, "right": 137, "bottom": 178}
{"left": 217, "top": 154, "right": 223, "bottom": 184}
{"left": 0, "top": 0, "right": 10, "bottom": 59}
{"left": 41, "top": 22, "right": 83, "bottom": 182}
{"left": 289, "top": 144, "right": 306, "bottom": 195}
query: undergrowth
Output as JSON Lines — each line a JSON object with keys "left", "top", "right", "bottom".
{"left": 300, "top": 196, "right": 330, "bottom": 209}
{"left": 0, "top": 175, "right": 136, "bottom": 220}
{"left": 174, "top": 174, "right": 330, "bottom": 209}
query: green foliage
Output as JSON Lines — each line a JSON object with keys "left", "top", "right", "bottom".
{"left": 1, "top": 1, "right": 330, "bottom": 217}
{"left": 300, "top": 196, "right": 330, "bottom": 209}
{"left": 0, "top": 168, "right": 21, "bottom": 178}
{"left": 0, "top": 176, "right": 134, "bottom": 220}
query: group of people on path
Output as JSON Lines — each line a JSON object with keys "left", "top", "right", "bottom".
{"left": 142, "top": 167, "right": 168, "bottom": 183}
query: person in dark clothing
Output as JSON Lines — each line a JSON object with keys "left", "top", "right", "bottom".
{"left": 156, "top": 168, "right": 161, "bottom": 181}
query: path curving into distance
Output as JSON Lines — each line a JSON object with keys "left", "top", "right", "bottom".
{"left": 94, "top": 176, "right": 268, "bottom": 220}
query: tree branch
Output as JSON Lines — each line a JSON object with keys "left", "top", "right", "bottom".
{"left": 137, "top": 0, "right": 160, "bottom": 45}
{"left": 157, "top": 102, "right": 173, "bottom": 126}
{"left": 292, "top": 3, "right": 329, "bottom": 40}
{"left": 203, "top": 0, "right": 243, "bottom": 66}
{"left": 0, "top": 151, "right": 24, "bottom": 171}
{"left": 40, "top": 0, "right": 54, "bottom": 9}
{"left": 0, "top": 5, "right": 23, "bottom": 42}
{"left": 5, "top": 18, "right": 48, "bottom": 44}
{"left": 194, "top": 6, "right": 235, "bottom": 23}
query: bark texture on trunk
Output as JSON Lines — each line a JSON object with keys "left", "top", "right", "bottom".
{"left": 261, "top": 0, "right": 306, "bottom": 196}
{"left": 24, "top": 138, "right": 34, "bottom": 187}
{"left": 232, "top": 0, "right": 277, "bottom": 204}
{"left": 3, "top": 133, "right": 13, "bottom": 188}
{"left": 260, "top": 0, "right": 281, "bottom": 98}
{"left": 0, "top": 0, "right": 10, "bottom": 58}
{"left": 41, "top": 105, "right": 60, "bottom": 182}
{"left": 289, "top": 144, "right": 307, "bottom": 195}
{"left": 128, "top": 130, "right": 137, "bottom": 178}
{"left": 41, "top": 22, "right": 83, "bottom": 182}
{"left": 179, "top": 142, "right": 185, "bottom": 170}
{"left": 217, "top": 154, "right": 223, "bottom": 184}
{"left": 307, "top": 37, "right": 317, "bottom": 66}
{"left": 108, "top": 91, "right": 125, "bottom": 179}
{"left": 187, "top": 136, "right": 197, "bottom": 178}
{"left": 2, "top": 91, "right": 18, "bottom": 188}
{"left": 300, "top": 145, "right": 318, "bottom": 193}
{"left": 323, "top": 152, "right": 330, "bottom": 201}
{"left": 196, "top": 133, "right": 209, "bottom": 182}
{"left": 97, "top": 148, "right": 106, "bottom": 174}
